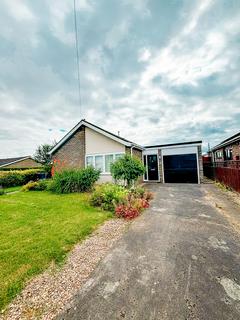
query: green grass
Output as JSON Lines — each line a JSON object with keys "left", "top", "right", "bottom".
{"left": 3, "top": 186, "right": 22, "bottom": 193}
{"left": 0, "top": 191, "right": 112, "bottom": 310}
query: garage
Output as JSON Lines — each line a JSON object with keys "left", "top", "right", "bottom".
{"left": 163, "top": 154, "right": 198, "bottom": 183}
{"left": 144, "top": 141, "right": 202, "bottom": 184}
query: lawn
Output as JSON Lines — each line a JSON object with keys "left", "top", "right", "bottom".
{"left": 3, "top": 186, "right": 22, "bottom": 193}
{"left": 0, "top": 191, "right": 112, "bottom": 310}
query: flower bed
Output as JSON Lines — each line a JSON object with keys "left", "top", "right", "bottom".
{"left": 90, "top": 184, "right": 153, "bottom": 219}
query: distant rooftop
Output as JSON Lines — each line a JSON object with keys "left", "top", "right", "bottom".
{"left": 0, "top": 156, "right": 31, "bottom": 167}
{"left": 212, "top": 132, "right": 240, "bottom": 151}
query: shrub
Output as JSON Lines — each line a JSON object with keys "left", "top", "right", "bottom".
{"left": 143, "top": 191, "right": 154, "bottom": 202}
{"left": 21, "top": 179, "right": 49, "bottom": 192}
{"left": 49, "top": 167, "right": 100, "bottom": 194}
{"left": 115, "top": 204, "right": 140, "bottom": 220}
{"left": 110, "top": 154, "right": 145, "bottom": 188}
{"left": 90, "top": 183, "right": 128, "bottom": 211}
{"left": 22, "top": 181, "right": 39, "bottom": 192}
{"left": 0, "top": 169, "right": 42, "bottom": 188}
{"left": 36, "top": 180, "right": 49, "bottom": 191}
{"left": 114, "top": 187, "right": 153, "bottom": 219}
{"left": 0, "top": 189, "right": 4, "bottom": 196}
{"left": 129, "top": 186, "right": 145, "bottom": 198}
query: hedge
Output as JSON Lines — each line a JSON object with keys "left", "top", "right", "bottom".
{"left": 0, "top": 169, "right": 42, "bottom": 188}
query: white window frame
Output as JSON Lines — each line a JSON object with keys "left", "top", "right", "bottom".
{"left": 85, "top": 152, "right": 125, "bottom": 174}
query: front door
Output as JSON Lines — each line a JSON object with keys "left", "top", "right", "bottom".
{"left": 147, "top": 154, "right": 159, "bottom": 180}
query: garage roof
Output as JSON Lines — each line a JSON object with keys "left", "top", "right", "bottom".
{"left": 145, "top": 141, "right": 202, "bottom": 149}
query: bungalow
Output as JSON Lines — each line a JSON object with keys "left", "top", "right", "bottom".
{"left": 211, "top": 132, "right": 240, "bottom": 162}
{"left": 0, "top": 156, "right": 42, "bottom": 170}
{"left": 49, "top": 119, "right": 203, "bottom": 184}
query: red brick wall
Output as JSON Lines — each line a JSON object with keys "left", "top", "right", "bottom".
{"left": 232, "top": 143, "right": 240, "bottom": 160}
{"left": 214, "top": 142, "right": 240, "bottom": 161}
{"left": 125, "top": 146, "right": 143, "bottom": 183}
{"left": 52, "top": 126, "right": 85, "bottom": 172}
{"left": 125, "top": 147, "right": 142, "bottom": 160}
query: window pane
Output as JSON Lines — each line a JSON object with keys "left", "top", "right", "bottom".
{"left": 115, "top": 153, "right": 124, "bottom": 160}
{"left": 105, "top": 154, "right": 114, "bottom": 172}
{"left": 86, "top": 156, "right": 94, "bottom": 167}
{"left": 95, "top": 155, "right": 104, "bottom": 172}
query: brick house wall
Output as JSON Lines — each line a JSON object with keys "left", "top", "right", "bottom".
{"left": 158, "top": 149, "right": 162, "bottom": 182}
{"left": 213, "top": 141, "right": 240, "bottom": 161}
{"left": 125, "top": 147, "right": 142, "bottom": 160}
{"left": 232, "top": 142, "right": 240, "bottom": 160}
{"left": 52, "top": 126, "right": 85, "bottom": 172}
{"left": 125, "top": 147, "right": 143, "bottom": 183}
{"left": 3, "top": 158, "right": 42, "bottom": 169}
{"left": 197, "top": 145, "right": 204, "bottom": 183}
{"left": 213, "top": 147, "right": 224, "bottom": 162}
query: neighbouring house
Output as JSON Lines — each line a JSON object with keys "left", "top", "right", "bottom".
{"left": 49, "top": 119, "right": 203, "bottom": 184}
{"left": 0, "top": 156, "right": 42, "bottom": 170}
{"left": 203, "top": 132, "right": 240, "bottom": 193}
{"left": 211, "top": 132, "right": 240, "bottom": 162}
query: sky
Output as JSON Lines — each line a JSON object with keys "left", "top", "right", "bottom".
{"left": 0, "top": 0, "right": 239, "bottom": 157}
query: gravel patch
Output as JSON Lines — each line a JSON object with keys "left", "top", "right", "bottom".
{"left": 1, "top": 219, "right": 128, "bottom": 320}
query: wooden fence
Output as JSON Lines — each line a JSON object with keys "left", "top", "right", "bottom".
{"left": 203, "top": 161, "right": 240, "bottom": 193}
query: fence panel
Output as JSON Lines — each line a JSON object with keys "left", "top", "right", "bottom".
{"left": 203, "top": 161, "right": 240, "bottom": 193}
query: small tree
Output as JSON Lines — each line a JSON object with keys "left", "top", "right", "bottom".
{"left": 34, "top": 144, "right": 54, "bottom": 174}
{"left": 110, "top": 154, "right": 145, "bottom": 188}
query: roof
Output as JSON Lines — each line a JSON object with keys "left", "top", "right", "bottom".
{"left": 212, "top": 132, "right": 240, "bottom": 151}
{"left": 49, "top": 119, "right": 144, "bottom": 155}
{"left": 0, "top": 156, "right": 31, "bottom": 168}
{"left": 144, "top": 140, "right": 202, "bottom": 149}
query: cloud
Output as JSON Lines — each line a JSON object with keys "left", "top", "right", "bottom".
{"left": 138, "top": 48, "right": 151, "bottom": 62}
{"left": 2, "top": 0, "right": 35, "bottom": 21}
{"left": 0, "top": 0, "right": 239, "bottom": 157}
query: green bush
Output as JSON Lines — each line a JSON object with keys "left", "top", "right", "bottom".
{"left": 21, "top": 180, "right": 49, "bottom": 192}
{"left": 36, "top": 180, "right": 49, "bottom": 191}
{"left": 130, "top": 186, "right": 145, "bottom": 198}
{"left": 49, "top": 167, "right": 100, "bottom": 194}
{"left": 90, "top": 183, "right": 128, "bottom": 211}
{"left": 110, "top": 154, "right": 145, "bottom": 188}
{"left": 0, "top": 189, "right": 4, "bottom": 196}
{"left": 0, "top": 169, "right": 42, "bottom": 188}
{"left": 22, "top": 181, "right": 39, "bottom": 192}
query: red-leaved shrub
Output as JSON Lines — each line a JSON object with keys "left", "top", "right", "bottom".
{"left": 115, "top": 197, "right": 150, "bottom": 219}
{"left": 115, "top": 205, "right": 140, "bottom": 220}
{"left": 141, "top": 199, "right": 150, "bottom": 208}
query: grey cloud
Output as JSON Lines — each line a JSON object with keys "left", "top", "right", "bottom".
{"left": 0, "top": 0, "right": 239, "bottom": 157}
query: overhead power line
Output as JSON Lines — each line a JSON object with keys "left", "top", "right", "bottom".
{"left": 73, "top": 0, "right": 82, "bottom": 117}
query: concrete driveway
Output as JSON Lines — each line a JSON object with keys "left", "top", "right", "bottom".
{"left": 58, "top": 184, "right": 240, "bottom": 320}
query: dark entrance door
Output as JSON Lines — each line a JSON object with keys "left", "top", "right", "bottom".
{"left": 163, "top": 154, "right": 198, "bottom": 183}
{"left": 147, "top": 154, "right": 159, "bottom": 180}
